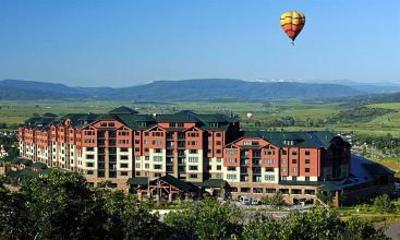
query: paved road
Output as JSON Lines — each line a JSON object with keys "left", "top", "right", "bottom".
{"left": 384, "top": 222, "right": 400, "bottom": 240}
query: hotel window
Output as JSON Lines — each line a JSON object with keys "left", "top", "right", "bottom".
{"left": 154, "top": 164, "right": 162, "bottom": 170}
{"left": 189, "top": 165, "right": 198, "bottom": 171}
{"left": 145, "top": 164, "right": 150, "bottom": 169}
{"left": 227, "top": 174, "right": 236, "bottom": 180}
{"left": 281, "top": 176, "right": 287, "bottom": 181}
{"left": 227, "top": 166, "right": 236, "bottom": 171}
{"left": 189, "top": 174, "right": 198, "bottom": 178}
{"left": 120, "top": 171, "right": 128, "bottom": 176}
{"left": 120, "top": 163, "right": 128, "bottom": 168}
{"left": 145, "top": 156, "right": 150, "bottom": 161}
{"left": 282, "top": 150, "right": 287, "bottom": 155}
{"left": 265, "top": 167, "right": 274, "bottom": 172}
{"left": 216, "top": 141, "right": 222, "bottom": 145}
{"left": 305, "top": 150, "right": 310, "bottom": 155}
{"left": 120, "top": 155, "right": 128, "bottom": 160}
{"left": 144, "top": 148, "right": 149, "bottom": 152}
{"left": 292, "top": 159, "right": 297, "bottom": 164}
{"left": 86, "top": 170, "right": 94, "bottom": 175}
{"left": 266, "top": 159, "right": 274, "bottom": 164}
{"left": 86, "top": 154, "right": 94, "bottom": 160}
{"left": 216, "top": 158, "right": 222, "bottom": 163}
{"left": 265, "top": 175, "right": 275, "bottom": 181}
{"left": 292, "top": 176, "right": 297, "bottom": 181}
{"left": 86, "top": 162, "right": 94, "bottom": 167}
{"left": 305, "top": 159, "right": 310, "bottom": 164}
{"left": 188, "top": 157, "right": 198, "bottom": 163}
{"left": 189, "top": 149, "right": 198, "bottom": 154}
{"left": 135, "top": 163, "right": 141, "bottom": 168}
{"left": 154, "top": 148, "right": 162, "bottom": 153}
{"left": 120, "top": 148, "right": 128, "bottom": 152}
{"left": 281, "top": 168, "right": 287, "bottom": 173}
{"left": 305, "top": 168, "right": 310, "bottom": 173}
{"left": 216, "top": 132, "right": 222, "bottom": 137}
{"left": 243, "top": 140, "right": 252, "bottom": 146}
{"left": 216, "top": 165, "right": 222, "bottom": 170}
{"left": 305, "top": 176, "right": 310, "bottom": 181}
{"left": 291, "top": 151, "right": 297, "bottom": 155}
{"left": 216, "top": 149, "right": 222, "bottom": 154}
{"left": 226, "top": 149, "right": 237, "bottom": 155}
{"left": 292, "top": 167, "right": 297, "bottom": 173}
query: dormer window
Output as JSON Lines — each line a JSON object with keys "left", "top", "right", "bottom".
{"left": 209, "top": 122, "right": 219, "bottom": 128}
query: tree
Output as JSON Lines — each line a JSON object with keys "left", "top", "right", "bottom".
{"left": 20, "top": 170, "right": 107, "bottom": 239}
{"left": 373, "top": 194, "right": 396, "bottom": 213}
{"left": 341, "top": 217, "right": 389, "bottom": 240}
{"left": 242, "top": 217, "right": 282, "bottom": 240}
{"left": 0, "top": 178, "right": 35, "bottom": 239}
{"left": 261, "top": 192, "right": 285, "bottom": 207}
{"left": 97, "top": 189, "right": 169, "bottom": 240}
{"left": 165, "top": 198, "right": 242, "bottom": 240}
{"left": 280, "top": 208, "right": 344, "bottom": 240}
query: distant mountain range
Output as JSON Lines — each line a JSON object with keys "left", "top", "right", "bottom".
{"left": 0, "top": 79, "right": 399, "bottom": 101}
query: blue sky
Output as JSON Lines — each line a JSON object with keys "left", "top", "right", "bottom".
{"left": 0, "top": 0, "right": 399, "bottom": 87}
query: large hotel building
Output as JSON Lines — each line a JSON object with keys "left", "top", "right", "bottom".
{"left": 18, "top": 106, "right": 394, "bottom": 204}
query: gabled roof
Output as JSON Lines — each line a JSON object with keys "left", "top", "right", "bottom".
{"left": 242, "top": 131, "right": 342, "bottom": 149}
{"left": 202, "top": 179, "right": 228, "bottom": 188}
{"left": 129, "top": 177, "right": 149, "bottom": 186}
{"left": 116, "top": 114, "right": 156, "bottom": 130}
{"left": 109, "top": 106, "right": 138, "bottom": 115}
{"left": 156, "top": 110, "right": 199, "bottom": 122}
{"left": 155, "top": 175, "right": 199, "bottom": 192}
{"left": 95, "top": 114, "right": 117, "bottom": 121}
{"left": 64, "top": 113, "right": 99, "bottom": 127}
{"left": 24, "top": 116, "right": 58, "bottom": 130}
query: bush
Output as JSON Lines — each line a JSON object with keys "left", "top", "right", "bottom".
{"left": 373, "top": 194, "right": 396, "bottom": 213}
{"left": 261, "top": 192, "right": 285, "bottom": 207}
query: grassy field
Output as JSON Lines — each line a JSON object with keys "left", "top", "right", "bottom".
{"left": 1, "top": 100, "right": 400, "bottom": 137}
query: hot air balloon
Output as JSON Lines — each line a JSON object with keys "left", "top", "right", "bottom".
{"left": 280, "top": 11, "right": 305, "bottom": 45}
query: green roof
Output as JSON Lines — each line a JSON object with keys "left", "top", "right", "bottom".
{"left": 33, "top": 161, "right": 48, "bottom": 170}
{"left": 109, "top": 106, "right": 138, "bottom": 115}
{"left": 20, "top": 158, "right": 33, "bottom": 166}
{"left": 202, "top": 179, "right": 227, "bottom": 188}
{"left": 279, "top": 180, "right": 322, "bottom": 186}
{"left": 242, "top": 131, "right": 344, "bottom": 149}
{"left": 116, "top": 114, "right": 156, "bottom": 129}
{"left": 129, "top": 177, "right": 149, "bottom": 186}
{"left": 155, "top": 175, "right": 199, "bottom": 192}
{"left": 22, "top": 109, "right": 236, "bottom": 131}
{"left": 156, "top": 110, "right": 200, "bottom": 122}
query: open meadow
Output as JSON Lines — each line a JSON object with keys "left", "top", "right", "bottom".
{"left": 2, "top": 99, "right": 400, "bottom": 137}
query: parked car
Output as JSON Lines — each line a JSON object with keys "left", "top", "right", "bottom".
{"left": 251, "top": 199, "right": 261, "bottom": 205}
{"left": 239, "top": 196, "right": 251, "bottom": 205}
{"left": 392, "top": 189, "right": 400, "bottom": 197}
